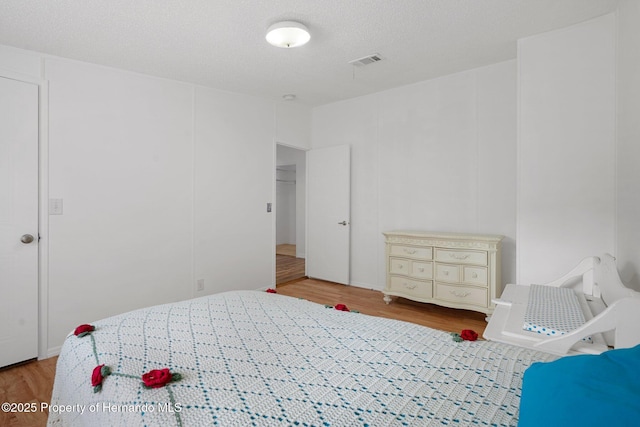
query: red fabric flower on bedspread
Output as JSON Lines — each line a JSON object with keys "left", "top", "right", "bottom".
{"left": 91, "top": 364, "right": 111, "bottom": 393}
{"left": 334, "top": 304, "right": 350, "bottom": 312}
{"left": 460, "top": 329, "right": 478, "bottom": 341}
{"left": 142, "top": 368, "right": 182, "bottom": 389}
{"left": 266, "top": 288, "right": 277, "bottom": 293}
{"left": 74, "top": 324, "right": 95, "bottom": 337}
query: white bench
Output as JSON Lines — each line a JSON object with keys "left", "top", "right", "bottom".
{"left": 484, "top": 254, "right": 640, "bottom": 355}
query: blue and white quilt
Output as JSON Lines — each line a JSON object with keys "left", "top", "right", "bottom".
{"left": 48, "top": 291, "right": 556, "bottom": 426}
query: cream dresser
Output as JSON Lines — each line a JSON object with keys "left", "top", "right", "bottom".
{"left": 383, "top": 231, "right": 503, "bottom": 316}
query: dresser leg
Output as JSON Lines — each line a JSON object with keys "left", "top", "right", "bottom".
{"left": 383, "top": 294, "right": 392, "bottom": 304}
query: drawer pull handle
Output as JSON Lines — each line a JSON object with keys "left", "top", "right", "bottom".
{"left": 472, "top": 272, "right": 478, "bottom": 278}
{"left": 403, "top": 282, "right": 417, "bottom": 290}
{"left": 443, "top": 271, "right": 449, "bottom": 276}
{"left": 418, "top": 267, "right": 425, "bottom": 272}
{"left": 449, "top": 253, "right": 470, "bottom": 260}
{"left": 397, "top": 264, "right": 404, "bottom": 269}
{"left": 403, "top": 248, "right": 417, "bottom": 254}
{"left": 450, "top": 290, "right": 471, "bottom": 298}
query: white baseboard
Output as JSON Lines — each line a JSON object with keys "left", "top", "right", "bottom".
{"left": 349, "top": 280, "right": 384, "bottom": 292}
{"left": 45, "top": 345, "right": 62, "bottom": 359}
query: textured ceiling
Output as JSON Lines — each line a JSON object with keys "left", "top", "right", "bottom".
{"left": 0, "top": 0, "right": 619, "bottom": 106}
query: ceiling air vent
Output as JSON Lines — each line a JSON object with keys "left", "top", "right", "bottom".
{"left": 348, "top": 53, "right": 383, "bottom": 67}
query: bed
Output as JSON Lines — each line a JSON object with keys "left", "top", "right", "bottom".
{"left": 48, "top": 290, "right": 557, "bottom": 426}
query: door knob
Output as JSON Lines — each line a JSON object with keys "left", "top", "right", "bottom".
{"left": 338, "top": 221, "right": 348, "bottom": 226}
{"left": 21, "top": 234, "right": 34, "bottom": 244}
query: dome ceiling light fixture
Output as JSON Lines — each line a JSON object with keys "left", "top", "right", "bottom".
{"left": 266, "top": 21, "right": 310, "bottom": 48}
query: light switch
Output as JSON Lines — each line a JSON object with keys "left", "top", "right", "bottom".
{"left": 267, "top": 203, "right": 272, "bottom": 213}
{"left": 49, "top": 198, "right": 63, "bottom": 215}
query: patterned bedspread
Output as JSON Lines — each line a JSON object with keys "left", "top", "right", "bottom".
{"left": 48, "top": 291, "right": 556, "bottom": 426}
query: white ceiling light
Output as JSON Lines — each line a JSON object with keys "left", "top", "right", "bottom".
{"left": 266, "top": 21, "right": 310, "bottom": 48}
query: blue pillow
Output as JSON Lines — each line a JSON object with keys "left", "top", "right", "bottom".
{"left": 519, "top": 344, "right": 640, "bottom": 426}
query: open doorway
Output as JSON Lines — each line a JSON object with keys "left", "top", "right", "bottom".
{"left": 276, "top": 144, "right": 306, "bottom": 284}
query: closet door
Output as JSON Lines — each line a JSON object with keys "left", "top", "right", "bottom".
{"left": 0, "top": 76, "right": 39, "bottom": 367}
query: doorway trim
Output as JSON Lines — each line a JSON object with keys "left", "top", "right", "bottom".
{"left": 0, "top": 66, "right": 49, "bottom": 360}
{"left": 273, "top": 141, "right": 309, "bottom": 286}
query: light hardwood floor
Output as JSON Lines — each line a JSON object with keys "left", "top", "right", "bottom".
{"left": 0, "top": 356, "right": 57, "bottom": 427}
{"left": 277, "top": 278, "right": 487, "bottom": 334}
{"left": 275, "top": 244, "right": 306, "bottom": 284}
{"left": 275, "top": 243, "right": 296, "bottom": 257}
{"left": 0, "top": 278, "right": 486, "bottom": 427}
{"left": 275, "top": 254, "right": 306, "bottom": 284}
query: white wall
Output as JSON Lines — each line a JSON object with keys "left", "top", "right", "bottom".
{"left": 193, "top": 87, "right": 275, "bottom": 296}
{"left": 0, "top": 44, "right": 311, "bottom": 356}
{"left": 0, "top": 44, "right": 41, "bottom": 77}
{"left": 616, "top": 1, "right": 640, "bottom": 291}
{"left": 312, "top": 60, "right": 517, "bottom": 290}
{"left": 46, "top": 59, "right": 194, "bottom": 349}
{"left": 276, "top": 102, "right": 311, "bottom": 149}
{"left": 517, "top": 14, "right": 616, "bottom": 285}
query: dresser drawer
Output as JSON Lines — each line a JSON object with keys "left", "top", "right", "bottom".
{"left": 390, "top": 258, "right": 433, "bottom": 280}
{"left": 411, "top": 261, "right": 433, "bottom": 280}
{"left": 434, "top": 248, "right": 487, "bottom": 266}
{"left": 435, "top": 263, "right": 460, "bottom": 283}
{"left": 389, "top": 258, "right": 410, "bottom": 275}
{"left": 389, "top": 245, "right": 433, "bottom": 260}
{"left": 463, "top": 266, "right": 488, "bottom": 286}
{"left": 435, "top": 283, "right": 488, "bottom": 308}
{"left": 389, "top": 276, "right": 433, "bottom": 299}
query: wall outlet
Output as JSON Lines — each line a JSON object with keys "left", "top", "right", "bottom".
{"left": 49, "top": 198, "right": 63, "bottom": 215}
{"left": 196, "top": 279, "right": 204, "bottom": 292}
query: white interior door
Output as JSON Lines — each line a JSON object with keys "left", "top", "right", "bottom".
{"left": 0, "top": 76, "right": 39, "bottom": 367}
{"left": 306, "top": 145, "right": 350, "bottom": 284}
